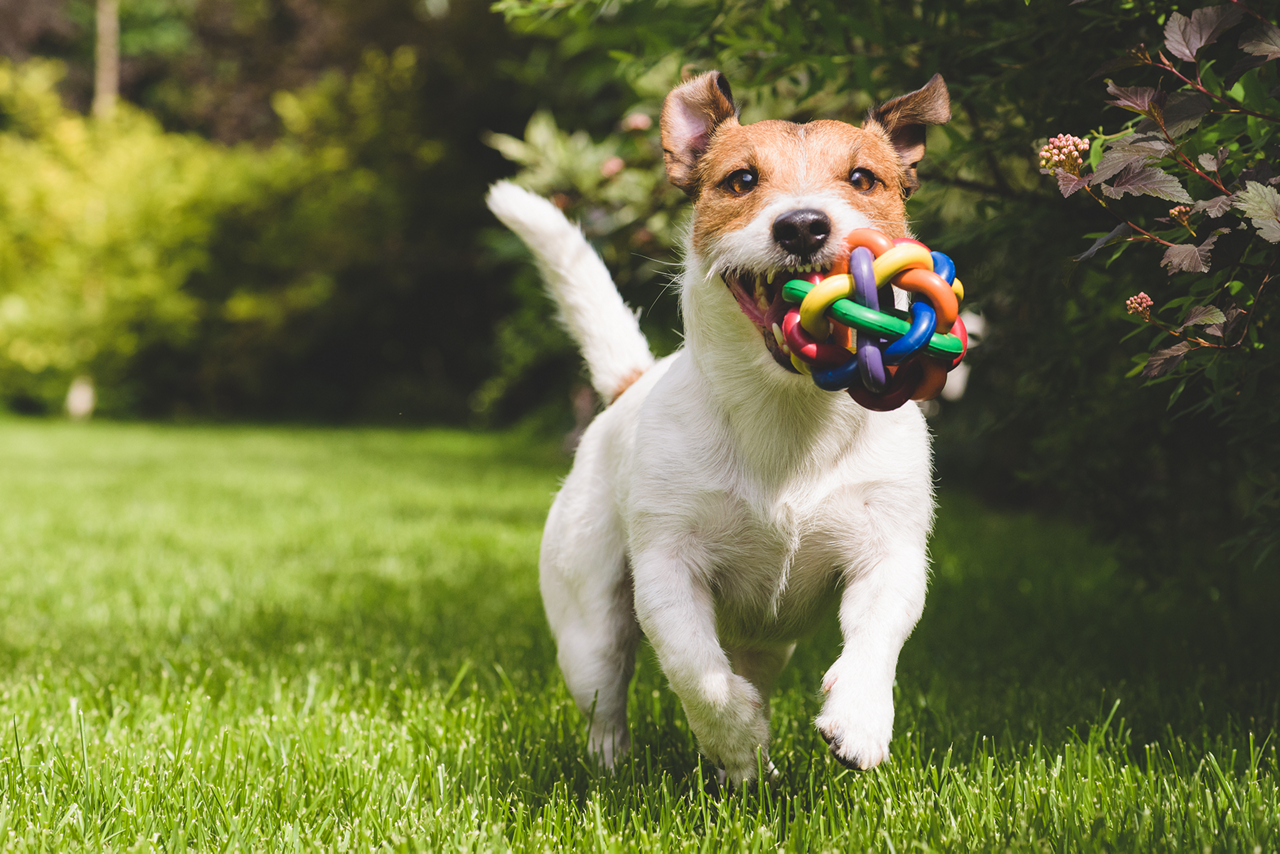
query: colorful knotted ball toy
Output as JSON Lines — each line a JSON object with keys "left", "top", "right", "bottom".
{"left": 776, "top": 228, "right": 968, "bottom": 412}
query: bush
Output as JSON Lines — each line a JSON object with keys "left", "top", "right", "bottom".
{"left": 0, "top": 57, "right": 394, "bottom": 417}
{"left": 485, "top": 0, "right": 1280, "bottom": 583}
{"left": 0, "top": 58, "right": 242, "bottom": 413}
{"left": 1037, "top": 7, "right": 1280, "bottom": 569}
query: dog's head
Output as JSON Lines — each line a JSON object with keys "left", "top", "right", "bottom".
{"left": 661, "top": 72, "right": 950, "bottom": 375}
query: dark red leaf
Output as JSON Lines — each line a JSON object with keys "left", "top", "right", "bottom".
{"left": 1093, "top": 136, "right": 1169, "bottom": 182}
{"left": 1175, "top": 305, "right": 1226, "bottom": 332}
{"left": 1142, "top": 341, "right": 1193, "bottom": 378}
{"left": 1090, "top": 48, "right": 1149, "bottom": 79}
{"left": 1164, "top": 6, "right": 1245, "bottom": 62}
{"left": 1193, "top": 195, "right": 1233, "bottom": 218}
{"left": 1161, "top": 244, "right": 1209, "bottom": 274}
{"left": 1073, "top": 222, "right": 1132, "bottom": 262}
{"left": 1105, "top": 81, "right": 1158, "bottom": 115}
{"left": 1240, "top": 22, "right": 1280, "bottom": 61}
{"left": 1103, "top": 164, "right": 1193, "bottom": 203}
{"left": 1057, "top": 172, "right": 1090, "bottom": 197}
{"left": 1136, "top": 92, "right": 1209, "bottom": 138}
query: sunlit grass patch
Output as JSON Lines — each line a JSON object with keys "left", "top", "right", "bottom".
{"left": 0, "top": 419, "right": 1276, "bottom": 851}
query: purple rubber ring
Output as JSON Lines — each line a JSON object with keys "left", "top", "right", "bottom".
{"left": 850, "top": 246, "right": 886, "bottom": 393}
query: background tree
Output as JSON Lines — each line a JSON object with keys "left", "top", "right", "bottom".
{"left": 92, "top": 0, "right": 118, "bottom": 119}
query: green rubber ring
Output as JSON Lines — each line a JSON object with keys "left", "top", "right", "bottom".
{"left": 782, "top": 280, "right": 964, "bottom": 359}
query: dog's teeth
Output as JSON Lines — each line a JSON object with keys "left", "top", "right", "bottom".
{"left": 771, "top": 323, "right": 785, "bottom": 347}
{"left": 754, "top": 279, "right": 769, "bottom": 312}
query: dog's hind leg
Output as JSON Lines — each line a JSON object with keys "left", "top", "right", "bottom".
{"left": 723, "top": 644, "right": 794, "bottom": 781}
{"left": 727, "top": 645, "right": 795, "bottom": 714}
{"left": 540, "top": 453, "right": 639, "bottom": 768}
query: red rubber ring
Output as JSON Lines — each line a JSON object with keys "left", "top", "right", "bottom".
{"left": 782, "top": 309, "right": 851, "bottom": 368}
{"left": 847, "top": 361, "right": 922, "bottom": 411}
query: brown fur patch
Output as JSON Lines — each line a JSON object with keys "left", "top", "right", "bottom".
{"left": 608, "top": 366, "right": 648, "bottom": 405}
{"left": 660, "top": 72, "right": 740, "bottom": 194}
{"left": 865, "top": 74, "right": 951, "bottom": 196}
{"left": 689, "top": 120, "right": 910, "bottom": 255}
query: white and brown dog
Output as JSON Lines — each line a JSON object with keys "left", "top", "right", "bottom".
{"left": 487, "top": 71, "right": 950, "bottom": 786}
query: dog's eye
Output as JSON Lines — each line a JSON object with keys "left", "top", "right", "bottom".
{"left": 849, "top": 168, "right": 880, "bottom": 192}
{"left": 722, "top": 169, "right": 758, "bottom": 196}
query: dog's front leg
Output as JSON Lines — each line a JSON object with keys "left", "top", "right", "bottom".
{"left": 815, "top": 546, "right": 927, "bottom": 771}
{"left": 632, "top": 550, "right": 770, "bottom": 786}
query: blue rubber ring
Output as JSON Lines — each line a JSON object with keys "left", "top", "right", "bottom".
{"left": 812, "top": 353, "right": 861, "bottom": 391}
{"left": 930, "top": 251, "right": 955, "bottom": 285}
{"left": 883, "top": 301, "right": 937, "bottom": 365}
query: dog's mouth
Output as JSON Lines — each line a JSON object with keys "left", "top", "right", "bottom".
{"left": 723, "top": 266, "right": 828, "bottom": 372}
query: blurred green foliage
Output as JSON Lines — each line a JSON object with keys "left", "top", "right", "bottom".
{"left": 0, "top": 0, "right": 549, "bottom": 421}
{"left": 0, "top": 0, "right": 1276, "bottom": 582}
{"left": 0, "top": 53, "right": 416, "bottom": 417}
{"left": 0, "top": 57, "right": 241, "bottom": 412}
{"left": 484, "top": 0, "right": 1280, "bottom": 581}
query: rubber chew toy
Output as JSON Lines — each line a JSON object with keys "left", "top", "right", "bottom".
{"left": 778, "top": 228, "right": 969, "bottom": 412}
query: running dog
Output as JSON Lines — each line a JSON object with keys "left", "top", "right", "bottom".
{"left": 487, "top": 70, "right": 950, "bottom": 786}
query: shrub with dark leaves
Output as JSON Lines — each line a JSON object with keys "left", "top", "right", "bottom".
{"left": 1040, "top": 3, "right": 1280, "bottom": 565}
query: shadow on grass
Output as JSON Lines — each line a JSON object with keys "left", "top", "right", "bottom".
{"left": 1, "top": 418, "right": 1275, "bottom": 784}
{"left": 15, "top": 492, "right": 1275, "bottom": 778}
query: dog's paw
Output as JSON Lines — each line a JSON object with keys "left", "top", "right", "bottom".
{"left": 587, "top": 723, "right": 630, "bottom": 770}
{"left": 815, "top": 662, "right": 894, "bottom": 771}
{"left": 682, "top": 672, "right": 771, "bottom": 785}
{"left": 815, "top": 711, "right": 891, "bottom": 770}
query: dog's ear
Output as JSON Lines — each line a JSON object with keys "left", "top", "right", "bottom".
{"left": 660, "top": 71, "right": 740, "bottom": 195}
{"left": 867, "top": 74, "right": 951, "bottom": 197}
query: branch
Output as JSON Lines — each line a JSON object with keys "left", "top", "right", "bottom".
{"left": 1151, "top": 55, "right": 1280, "bottom": 123}
{"left": 1231, "top": 266, "right": 1273, "bottom": 348}
{"left": 1080, "top": 185, "right": 1179, "bottom": 247}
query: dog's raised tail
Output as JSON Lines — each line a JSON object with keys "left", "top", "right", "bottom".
{"left": 486, "top": 181, "right": 655, "bottom": 403}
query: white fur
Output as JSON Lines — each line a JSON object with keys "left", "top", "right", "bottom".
{"left": 486, "top": 181, "right": 655, "bottom": 400}
{"left": 487, "top": 177, "right": 933, "bottom": 786}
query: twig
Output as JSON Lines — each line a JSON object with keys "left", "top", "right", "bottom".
{"left": 1151, "top": 52, "right": 1280, "bottom": 124}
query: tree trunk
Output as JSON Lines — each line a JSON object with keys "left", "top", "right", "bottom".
{"left": 92, "top": 0, "right": 119, "bottom": 120}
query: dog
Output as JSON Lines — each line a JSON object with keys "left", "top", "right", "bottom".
{"left": 486, "top": 70, "right": 950, "bottom": 786}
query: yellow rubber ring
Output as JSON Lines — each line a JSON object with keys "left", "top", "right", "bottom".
{"left": 871, "top": 244, "right": 934, "bottom": 287}
{"left": 798, "top": 273, "right": 852, "bottom": 339}
{"left": 952, "top": 278, "right": 964, "bottom": 301}
{"left": 800, "top": 245, "right": 937, "bottom": 339}
{"left": 790, "top": 352, "right": 812, "bottom": 375}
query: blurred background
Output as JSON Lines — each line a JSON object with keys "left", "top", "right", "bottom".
{"left": 0, "top": 0, "right": 1276, "bottom": 600}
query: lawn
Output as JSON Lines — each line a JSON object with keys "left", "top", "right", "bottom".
{"left": 0, "top": 418, "right": 1276, "bottom": 851}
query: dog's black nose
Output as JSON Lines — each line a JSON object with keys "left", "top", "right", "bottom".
{"left": 772, "top": 209, "right": 831, "bottom": 258}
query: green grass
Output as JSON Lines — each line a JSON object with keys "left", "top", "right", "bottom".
{"left": 0, "top": 418, "right": 1277, "bottom": 851}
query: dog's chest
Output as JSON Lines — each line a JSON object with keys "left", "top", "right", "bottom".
{"left": 686, "top": 484, "right": 860, "bottom": 645}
